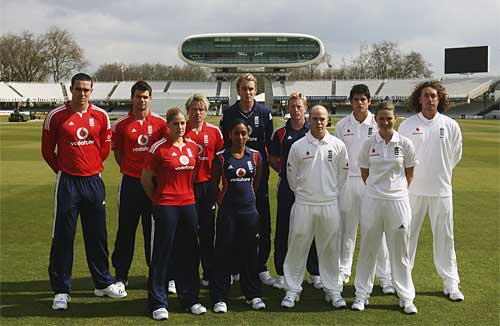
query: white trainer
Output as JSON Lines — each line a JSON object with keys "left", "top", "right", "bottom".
{"left": 190, "top": 303, "right": 207, "bottom": 315}
{"left": 351, "top": 297, "right": 368, "bottom": 311}
{"left": 168, "top": 280, "right": 176, "bottom": 294}
{"left": 213, "top": 301, "right": 227, "bottom": 313}
{"left": 307, "top": 275, "right": 324, "bottom": 289}
{"left": 273, "top": 275, "right": 286, "bottom": 289}
{"left": 231, "top": 274, "right": 240, "bottom": 283}
{"left": 201, "top": 280, "right": 209, "bottom": 287}
{"left": 152, "top": 307, "right": 169, "bottom": 320}
{"left": 52, "top": 293, "right": 70, "bottom": 310}
{"left": 94, "top": 283, "right": 127, "bottom": 298}
{"left": 115, "top": 281, "right": 126, "bottom": 292}
{"left": 259, "top": 271, "right": 275, "bottom": 286}
{"left": 382, "top": 284, "right": 396, "bottom": 294}
{"left": 444, "top": 288, "right": 464, "bottom": 301}
{"left": 246, "top": 297, "right": 266, "bottom": 310}
{"left": 325, "top": 293, "right": 347, "bottom": 308}
{"left": 399, "top": 299, "right": 418, "bottom": 314}
{"left": 281, "top": 293, "right": 300, "bottom": 308}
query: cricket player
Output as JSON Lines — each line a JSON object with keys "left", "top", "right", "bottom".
{"left": 281, "top": 105, "right": 349, "bottom": 309}
{"left": 42, "top": 73, "right": 125, "bottom": 311}
{"left": 184, "top": 93, "right": 224, "bottom": 286}
{"left": 219, "top": 73, "right": 275, "bottom": 286}
{"left": 352, "top": 102, "right": 417, "bottom": 314}
{"left": 269, "top": 92, "right": 321, "bottom": 290}
{"left": 111, "top": 81, "right": 166, "bottom": 292}
{"left": 334, "top": 84, "right": 393, "bottom": 293}
{"left": 398, "top": 80, "right": 464, "bottom": 301}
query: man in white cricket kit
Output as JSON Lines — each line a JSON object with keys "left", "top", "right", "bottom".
{"left": 281, "top": 105, "right": 349, "bottom": 309}
{"left": 334, "top": 84, "right": 393, "bottom": 293}
{"left": 398, "top": 80, "right": 464, "bottom": 301}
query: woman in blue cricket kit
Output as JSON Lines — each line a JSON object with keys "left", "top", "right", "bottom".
{"left": 209, "top": 119, "right": 266, "bottom": 313}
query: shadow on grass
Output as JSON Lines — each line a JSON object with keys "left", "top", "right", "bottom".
{"left": 0, "top": 276, "right": 150, "bottom": 318}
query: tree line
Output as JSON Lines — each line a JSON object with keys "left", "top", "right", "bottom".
{"left": 1, "top": 28, "right": 432, "bottom": 83}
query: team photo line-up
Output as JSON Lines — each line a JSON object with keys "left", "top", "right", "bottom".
{"left": 42, "top": 72, "right": 464, "bottom": 320}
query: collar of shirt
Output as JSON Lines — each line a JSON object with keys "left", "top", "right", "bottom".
{"left": 375, "top": 131, "right": 401, "bottom": 144}
{"left": 417, "top": 112, "right": 440, "bottom": 125}
{"left": 285, "top": 118, "right": 310, "bottom": 131}
{"left": 127, "top": 110, "right": 152, "bottom": 120}
{"left": 66, "top": 101, "right": 92, "bottom": 113}
{"left": 348, "top": 111, "right": 374, "bottom": 126}
{"left": 186, "top": 120, "right": 206, "bottom": 132}
{"left": 305, "top": 130, "right": 331, "bottom": 146}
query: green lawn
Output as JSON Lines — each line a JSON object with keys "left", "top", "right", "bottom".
{"left": 0, "top": 116, "right": 499, "bottom": 325}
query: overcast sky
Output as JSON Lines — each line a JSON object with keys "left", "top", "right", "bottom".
{"left": 1, "top": 0, "right": 499, "bottom": 78}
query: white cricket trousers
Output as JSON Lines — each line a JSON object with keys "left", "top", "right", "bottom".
{"left": 339, "top": 177, "right": 392, "bottom": 283}
{"left": 354, "top": 197, "right": 415, "bottom": 302}
{"left": 408, "top": 195, "right": 460, "bottom": 290}
{"left": 284, "top": 202, "right": 342, "bottom": 296}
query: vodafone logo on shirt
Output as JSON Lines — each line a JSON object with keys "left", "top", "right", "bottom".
{"left": 231, "top": 168, "right": 250, "bottom": 182}
{"left": 175, "top": 155, "right": 194, "bottom": 170}
{"left": 132, "top": 134, "right": 150, "bottom": 152}
{"left": 71, "top": 127, "right": 95, "bottom": 146}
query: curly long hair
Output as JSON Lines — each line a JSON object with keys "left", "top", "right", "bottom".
{"left": 408, "top": 80, "right": 449, "bottom": 113}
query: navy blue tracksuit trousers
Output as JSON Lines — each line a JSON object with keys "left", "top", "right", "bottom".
{"left": 194, "top": 181, "right": 216, "bottom": 282}
{"left": 274, "top": 178, "right": 319, "bottom": 276}
{"left": 148, "top": 204, "right": 200, "bottom": 311}
{"left": 210, "top": 206, "right": 261, "bottom": 304}
{"left": 256, "top": 162, "right": 272, "bottom": 273}
{"left": 49, "top": 172, "right": 114, "bottom": 294}
{"left": 111, "top": 174, "right": 152, "bottom": 283}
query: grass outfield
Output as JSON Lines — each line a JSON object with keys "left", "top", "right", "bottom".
{"left": 0, "top": 116, "right": 499, "bottom": 325}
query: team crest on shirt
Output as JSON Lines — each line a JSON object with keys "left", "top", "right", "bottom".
{"left": 368, "top": 127, "right": 373, "bottom": 136}
{"left": 137, "top": 134, "right": 149, "bottom": 146}
{"left": 254, "top": 116, "right": 259, "bottom": 127}
{"left": 327, "top": 150, "right": 333, "bottom": 162}
{"left": 187, "top": 148, "right": 193, "bottom": 157}
{"left": 89, "top": 118, "right": 95, "bottom": 127}
{"left": 179, "top": 155, "right": 189, "bottom": 165}
{"left": 148, "top": 125, "right": 153, "bottom": 135}
{"left": 236, "top": 168, "right": 246, "bottom": 177}
{"left": 439, "top": 127, "right": 445, "bottom": 138}
{"left": 204, "top": 134, "right": 209, "bottom": 145}
{"left": 247, "top": 161, "right": 254, "bottom": 172}
{"left": 394, "top": 146, "right": 400, "bottom": 156}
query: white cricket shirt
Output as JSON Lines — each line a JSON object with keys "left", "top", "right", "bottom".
{"left": 334, "top": 112, "right": 377, "bottom": 177}
{"left": 358, "top": 131, "right": 417, "bottom": 200}
{"left": 287, "top": 131, "right": 349, "bottom": 205}
{"left": 398, "top": 112, "right": 462, "bottom": 197}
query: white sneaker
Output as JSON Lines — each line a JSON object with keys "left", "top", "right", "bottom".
{"left": 259, "top": 271, "right": 275, "bottom": 286}
{"left": 351, "top": 297, "right": 368, "bottom": 311}
{"left": 399, "top": 299, "right": 418, "bottom": 314}
{"left": 152, "top": 307, "right": 169, "bottom": 320}
{"left": 201, "top": 280, "right": 209, "bottom": 287}
{"left": 382, "top": 284, "right": 396, "bottom": 294}
{"left": 325, "top": 292, "right": 347, "bottom": 308}
{"left": 168, "top": 280, "right": 176, "bottom": 294}
{"left": 94, "top": 283, "right": 127, "bottom": 298}
{"left": 213, "top": 301, "right": 227, "bottom": 313}
{"left": 232, "top": 274, "right": 240, "bottom": 282}
{"left": 444, "top": 288, "right": 464, "bottom": 301}
{"left": 190, "top": 303, "right": 207, "bottom": 315}
{"left": 52, "top": 293, "right": 70, "bottom": 310}
{"left": 115, "top": 281, "right": 126, "bottom": 292}
{"left": 307, "top": 275, "right": 324, "bottom": 289}
{"left": 281, "top": 293, "right": 300, "bottom": 308}
{"left": 246, "top": 297, "right": 266, "bottom": 310}
{"left": 273, "top": 275, "right": 286, "bottom": 289}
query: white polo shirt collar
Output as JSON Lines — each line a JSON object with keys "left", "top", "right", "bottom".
{"left": 417, "top": 112, "right": 441, "bottom": 125}
{"left": 348, "top": 111, "right": 374, "bottom": 126}
{"left": 305, "top": 130, "right": 331, "bottom": 146}
{"left": 374, "top": 131, "right": 401, "bottom": 144}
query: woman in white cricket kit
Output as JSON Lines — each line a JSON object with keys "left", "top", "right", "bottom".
{"left": 281, "top": 105, "right": 349, "bottom": 309}
{"left": 398, "top": 81, "right": 464, "bottom": 302}
{"left": 352, "top": 102, "right": 418, "bottom": 314}
{"left": 334, "top": 84, "right": 392, "bottom": 292}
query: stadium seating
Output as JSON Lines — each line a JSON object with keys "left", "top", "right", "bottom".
{"left": 0, "top": 82, "right": 24, "bottom": 102}
{"left": 335, "top": 80, "right": 383, "bottom": 98}
{"left": 8, "top": 82, "right": 65, "bottom": 102}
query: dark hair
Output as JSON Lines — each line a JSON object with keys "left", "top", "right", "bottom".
{"left": 166, "top": 107, "right": 184, "bottom": 123}
{"left": 408, "top": 80, "right": 449, "bottom": 113}
{"left": 349, "top": 84, "right": 371, "bottom": 101}
{"left": 71, "top": 73, "right": 93, "bottom": 87}
{"left": 229, "top": 119, "right": 250, "bottom": 133}
{"left": 131, "top": 80, "right": 152, "bottom": 97}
